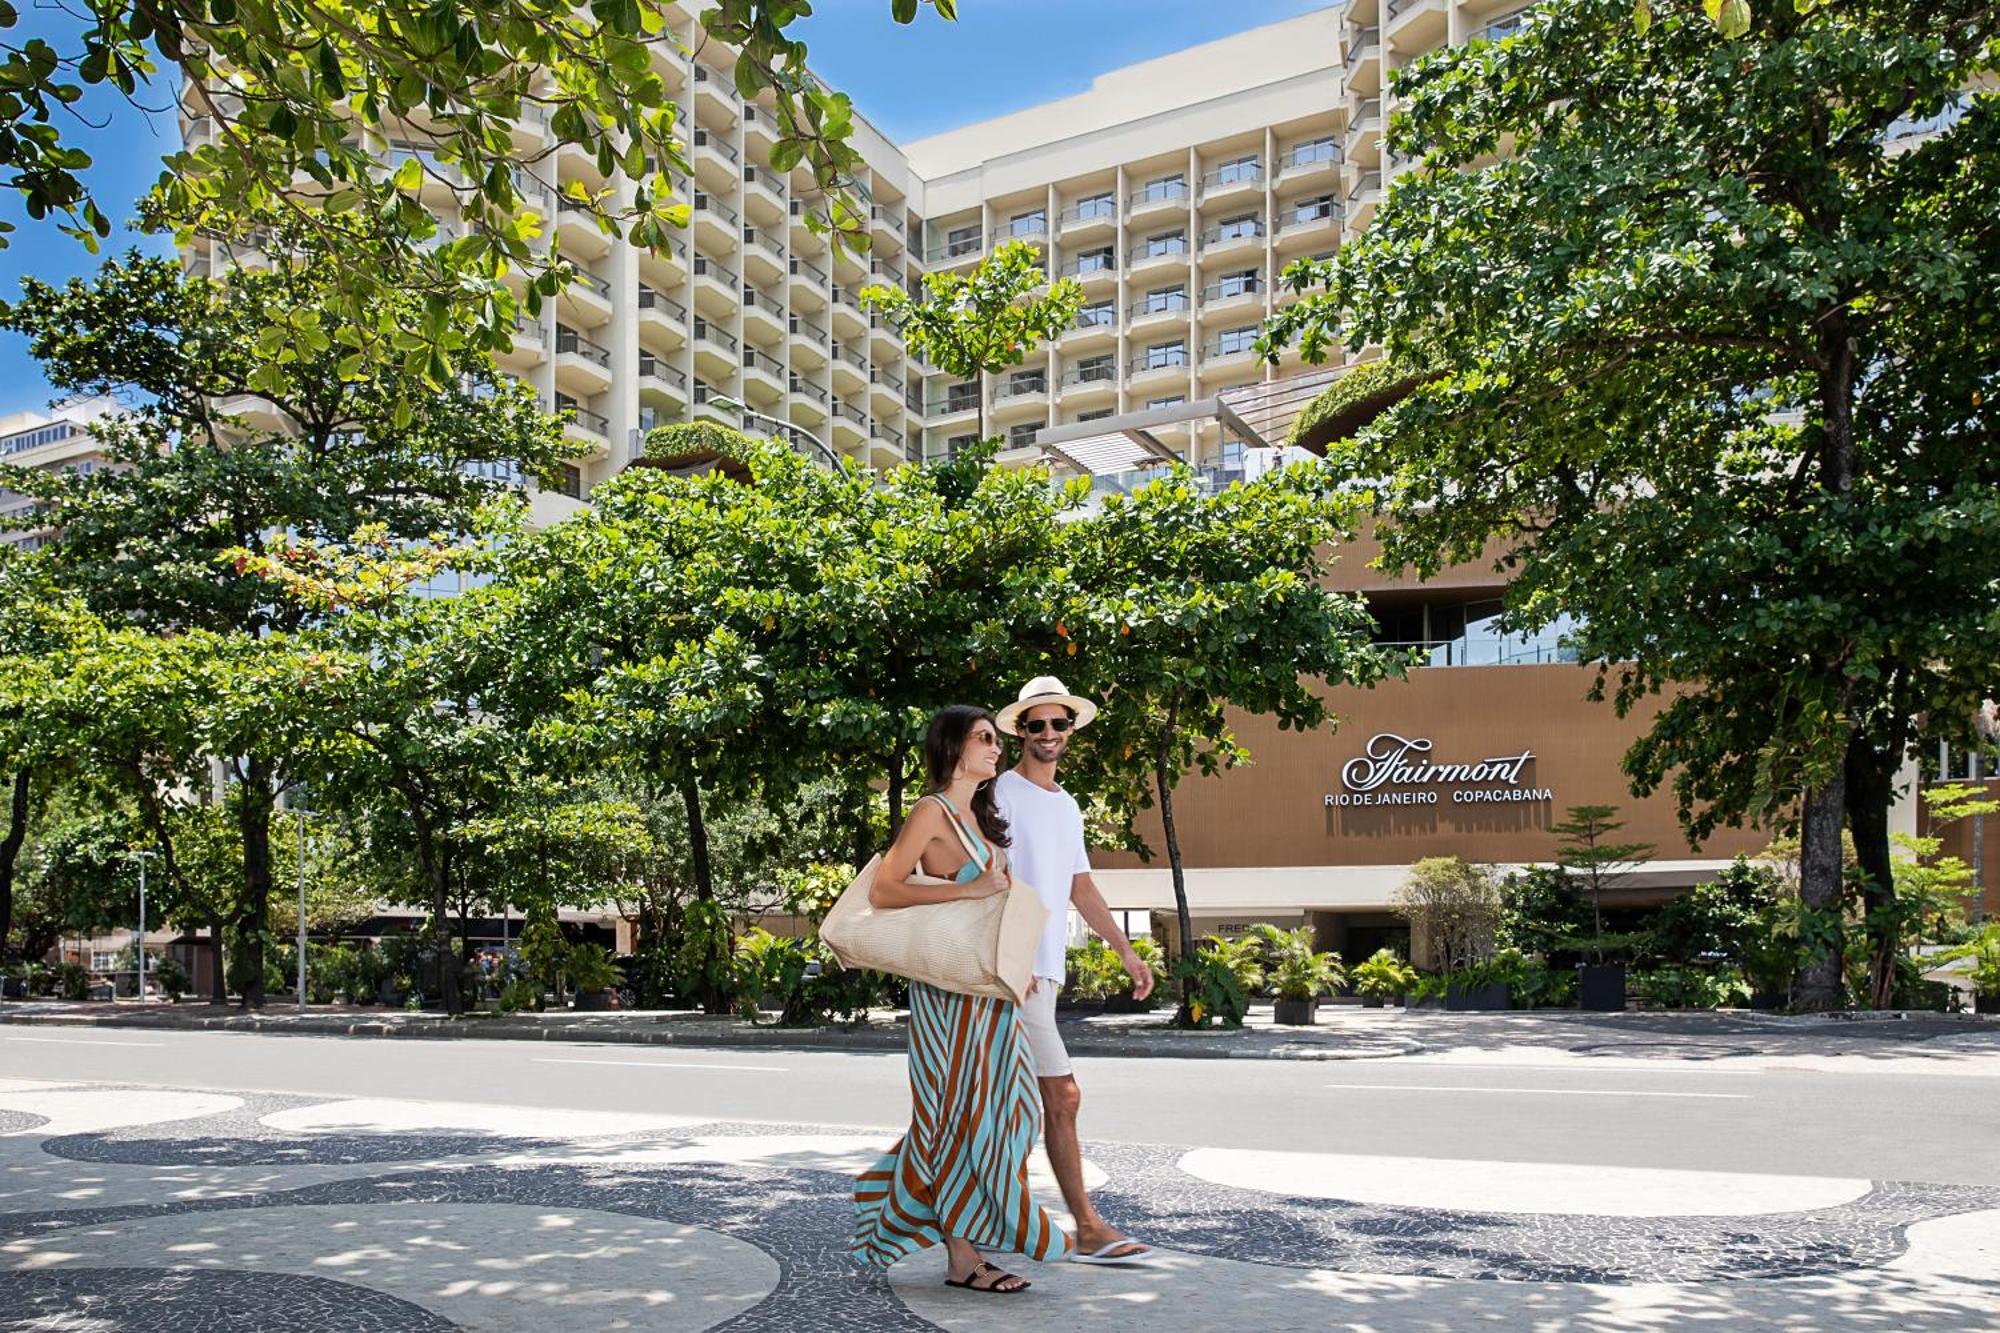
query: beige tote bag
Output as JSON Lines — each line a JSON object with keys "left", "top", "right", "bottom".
{"left": 819, "top": 795, "right": 1047, "bottom": 1005}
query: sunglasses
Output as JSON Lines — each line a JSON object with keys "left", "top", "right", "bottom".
{"left": 1020, "top": 717, "right": 1074, "bottom": 735}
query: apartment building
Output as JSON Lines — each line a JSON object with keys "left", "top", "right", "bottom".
{"left": 0, "top": 396, "right": 121, "bottom": 552}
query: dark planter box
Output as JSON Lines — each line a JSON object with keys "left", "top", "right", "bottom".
{"left": 1273, "top": 997, "right": 1318, "bottom": 1026}
{"left": 1102, "top": 994, "right": 1155, "bottom": 1015}
{"left": 1748, "top": 989, "right": 1786, "bottom": 1011}
{"left": 1403, "top": 993, "right": 1444, "bottom": 1011}
{"left": 0, "top": 977, "right": 25, "bottom": 999}
{"left": 1977, "top": 993, "right": 2000, "bottom": 1016}
{"left": 1361, "top": 994, "right": 1386, "bottom": 1008}
{"left": 1444, "top": 982, "right": 1510, "bottom": 1012}
{"left": 574, "top": 989, "right": 620, "bottom": 1012}
{"left": 1056, "top": 999, "right": 1105, "bottom": 1016}
{"left": 378, "top": 982, "right": 406, "bottom": 1007}
{"left": 1578, "top": 963, "right": 1627, "bottom": 1013}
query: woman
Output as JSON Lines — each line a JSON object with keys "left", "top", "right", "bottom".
{"left": 852, "top": 704, "right": 1074, "bottom": 1293}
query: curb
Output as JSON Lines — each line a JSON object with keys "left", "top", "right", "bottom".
{"left": 0, "top": 1008, "right": 1424, "bottom": 1062}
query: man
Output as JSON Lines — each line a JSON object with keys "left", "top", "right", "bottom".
{"left": 993, "top": 675, "right": 1156, "bottom": 1265}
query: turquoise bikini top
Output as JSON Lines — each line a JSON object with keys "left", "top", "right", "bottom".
{"left": 929, "top": 794, "right": 990, "bottom": 883}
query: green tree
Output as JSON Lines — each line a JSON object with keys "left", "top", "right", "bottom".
{"left": 1057, "top": 465, "right": 1403, "bottom": 1007}
{"left": 1, "top": 252, "right": 567, "bottom": 1007}
{"left": 1261, "top": 0, "right": 2000, "bottom": 1011}
{"left": 2, "top": 0, "right": 956, "bottom": 376}
{"left": 860, "top": 239, "right": 1083, "bottom": 445}
{"left": 1553, "top": 804, "right": 1654, "bottom": 963}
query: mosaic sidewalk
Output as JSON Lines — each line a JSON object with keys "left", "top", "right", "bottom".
{"left": 3, "top": 1077, "right": 1997, "bottom": 1331}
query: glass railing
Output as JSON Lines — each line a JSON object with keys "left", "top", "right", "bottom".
{"left": 928, "top": 395, "right": 981, "bottom": 415}
{"left": 1373, "top": 638, "right": 1582, "bottom": 668}
{"left": 1351, "top": 97, "right": 1383, "bottom": 129}
{"left": 833, "top": 400, "right": 870, "bottom": 428}
{"left": 1063, "top": 197, "right": 1118, "bottom": 225}
{"left": 1202, "top": 162, "right": 1263, "bottom": 192}
{"left": 1284, "top": 139, "right": 1342, "bottom": 171}
{"left": 870, "top": 367, "right": 905, "bottom": 394}
{"left": 743, "top": 227, "right": 786, "bottom": 259}
{"left": 637, "top": 284, "right": 688, "bottom": 321}
{"left": 571, "top": 269, "right": 612, "bottom": 300}
{"left": 832, "top": 342, "right": 868, "bottom": 371}
{"left": 870, "top": 205, "right": 906, "bottom": 236}
{"left": 1073, "top": 305, "right": 1117, "bottom": 330}
{"left": 1201, "top": 220, "right": 1265, "bottom": 248}
{"left": 637, "top": 354, "right": 687, "bottom": 390}
{"left": 1130, "top": 349, "right": 1189, "bottom": 373}
{"left": 992, "top": 218, "right": 1049, "bottom": 243}
{"left": 696, "top": 193, "right": 741, "bottom": 225}
{"left": 1129, "top": 292, "right": 1191, "bottom": 317}
{"left": 1348, "top": 170, "right": 1384, "bottom": 201}
{"left": 1135, "top": 238, "right": 1189, "bottom": 261}
{"left": 554, "top": 394, "right": 609, "bottom": 434}
{"left": 694, "top": 254, "right": 740, "bottom": 287}
{"left": 554, "top": 326, "right": 610, "bottom": 366}
{"left": 789, "top": 256, "right": 829, "bottom": 285}
{"left": 1063, "top": 363, "right": 1116, "bottom": 387}
{"left": 743, "top": 347, "right": 784, "bottom": 378}
{"left": 1065, "top": 253, "right": 1117, "bottom": 277}
{"left": 693, "top": 319, "right": 739, "bottom": 353}
{"left": 1345, "top": 26, "right": 1381, "bottom": 68}
{"left": 1129, "top": 180, "right": 1190, "bottom": 207}
{"left": 926, "top": 236, "right": 984, "bottom": 262}
{"left": 1204, "top": 334, "right": 1259, "bottom": 359}
{"left": 789, "top": 317, "right": 829, "bottom": 347}
{"left": 995, "top": 376, "right": 1047, "bottom": 399}
{"left": 1203, "top": 276, "right": 1263, "bottom": 301}
{"left": 744, "top": 164, "right": 785, "bottom": 196}
{"left": 1387, "top": 0, "right": 1429, "bottom": 19}
{"left": 789, "top": 377, "right": 828, "bottom": 404}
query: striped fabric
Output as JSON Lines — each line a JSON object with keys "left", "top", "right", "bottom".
{"left": 852, "top": 980, "right": 1074, "bottom": 1270}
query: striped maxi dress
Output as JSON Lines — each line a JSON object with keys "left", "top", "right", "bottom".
{"left": 852, "top": 802, "right": 1073, "bottom": 1271}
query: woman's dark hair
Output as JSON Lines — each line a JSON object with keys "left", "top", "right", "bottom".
{"left": 922, "top": 704, "right": 1010, "bottom": 849}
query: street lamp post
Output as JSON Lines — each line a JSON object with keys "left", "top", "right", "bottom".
{"left": 295, "top": 802, "right": 312, "bottom": 1011}
{"left": 128, "top": 851, "right": 157, "bottom": 1002}
{"left": 708, "top": 396, "right": 843, "bottom": 472}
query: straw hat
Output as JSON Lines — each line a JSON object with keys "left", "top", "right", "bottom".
{"left": 996, "top": 676, "right": 1099, "bottom": 736}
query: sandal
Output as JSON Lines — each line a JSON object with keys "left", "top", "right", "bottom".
{"left": 945, "top": 1261, "right": 1031, "bottom": 1294}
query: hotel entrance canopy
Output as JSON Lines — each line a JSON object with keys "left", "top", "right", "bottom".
{"left": 1025, "top": 369, "right": 1347, "bottom": 474}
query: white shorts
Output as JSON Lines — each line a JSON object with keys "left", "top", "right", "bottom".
{"left": 1018, "top": 978, "right": 1072, "bottom": 1079}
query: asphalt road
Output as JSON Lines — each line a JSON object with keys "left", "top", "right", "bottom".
{"left": 8, "top": 1027, "right": 1999, "bottom": 1186}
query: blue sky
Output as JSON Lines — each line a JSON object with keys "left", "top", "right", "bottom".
{"left": 0, "top": 1, "right": 1331, "bottom": 417}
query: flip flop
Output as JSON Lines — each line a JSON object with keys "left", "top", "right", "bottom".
{"left": 1069, "top": 1239, "right": 1161, "bottom": 1267}
{"left": 945, "top": 1261, "right": 1031, "bottom": 1293}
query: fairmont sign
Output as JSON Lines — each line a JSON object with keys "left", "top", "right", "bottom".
{"left": 1325, "top": 732, "right": 1555, "bottom": 808}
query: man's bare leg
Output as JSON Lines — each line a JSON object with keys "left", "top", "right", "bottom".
{"left": 1040, "top": 1073, "right": 1147, "bottom": 1257}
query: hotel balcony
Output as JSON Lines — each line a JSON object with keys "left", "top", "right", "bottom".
{"left": 1279, "top": 137, "right": 1344, "bottom": 187}
{"left": 741, "top": 283, "right": 785, "bottom": 343}
{"left": 1061, "top": 252, "right": 1120, "bottom": 291}
{"left": 1202, "top": 332, "right": 1261, "bottom": 367}
{"left": 1199, "top": 218, "right": 1266, "bottom": 262}
{"left": 1061, "top": 197, "right": 1119, "bottom": 240}
{"left": 553, "top": 392, "right": 609, "bottom": 453}
{"left": 691, "top": 253, "right": 741, "bottom": 318}
{"left": 692, "top": 191, "right": 742, "bottom": 255}
{"left": 692, "top": 379, "right": 738, "bottom": 428}
{"left": 1128, "top": 291, "right": 1192, "bottom": 332}
{"left": 869, "top": 426, "right": 908, "bottom": 472}
{"left": 867, "top": 313, "right": 902, "bottom": 361}
{"left": 867, "top": 366, "right": 906, "bottom": 418}
{"left": 558, "top": 267, "right": 614, "bottom": 329}
{"left": 1199, "top": 276, "right": 1264, "bottom": 321}
{"left": 742, "top": 163, "right": 787, "bottom": 224}
{"left": 554, "top": 197, "right": 614, "bottom": 261}
{"left": 788, "top": 255, "right": 831, "bottom": 311}
{"left": 1127, "top": 349, "right": 1191, "bottom": 386}
{"left": 1385, "top": 0, "right": 1449, "bottom": 54}
{"left": 553, "top": 326, "right": 613, "bottom": 396}
{"left": 1127, "top": 179, "right": 1190, "bottom": 221}
{"left": 1275, "top": 203, "right": 1343, "bottom": 251}
{"left": 742, "top": 103, "right": 778, "bottom": 155}
{"left": 788, "top": 374, "right": 830, "bottom": 423}
{"left": 637, "top": 353, "right": 689, "bottom": 416}
{"left": 692, "top": 317, "right": 741, "bottom": 382}
{"left": 1127, "top": 241, "right": 1190, "bottom": 279}
{"left": 637, "top": 283, "right": 690, "bottom": 350}
{"left": 1343, "top": 24, "right": 1383, "bottom": 95}
{"left": 498, "top": 317, "right": 547, "bottom": 371}
{"left": 925, "top": 233, "right": 985, "bottom": 269}
{"left": 829, "top": 341, "right": 868, "bottom": 394}
{"left": 741, "top": 225, "right": 787, "bottom": 286}
{"left": 1347, "top": 169, "right": 1384, "bottom": 230}
{"left": 990, "top": 217, "right": 1049, "bottom": 252}
{"left": 1059, "top": 362, "right": 1118, "bottom": 407}
{"left": 383, "top": 144, "right": 464, "bottom": 210}
{"left": 741, "top": 346, "right": 786, "bottom": 407}
{"left": 870, "top": 204, "right": 908, "bottom": 251}
{"left": 1199, "top": 161, "right": 1264, "bottom": 208}
{"left": 829, "top": 398, "right": 870, "bottom": 450}
{"left": 690, "top": 64, "right": 742, "bottom": 130}
{"left": 1064, "top": 305, "right": 1119, "bottom": 349}
{"left": 1346, "top": 97, "right": 1384, "bottom": 164}
{"left": 829, "top": 285, "right": 867, "bottom": 338}
{"left": 641, "top": 232, "right": 689, "bottom": 287}
{"left": 788, "top": 313, "right": 831, "bottom": 367}
{"left": 926, "top": 392, "right": 980, "bottom": 425}
{"left": 991, "top": 373, "right": 1049, "bottom": 417}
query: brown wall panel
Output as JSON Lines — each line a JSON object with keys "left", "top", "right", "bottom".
{"left": 1091, "top": 664, "right": 1769, "bottom": 870}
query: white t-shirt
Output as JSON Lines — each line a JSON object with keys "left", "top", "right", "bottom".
{"left": 994, "top": 769, "right": 1091, "bottom": 980}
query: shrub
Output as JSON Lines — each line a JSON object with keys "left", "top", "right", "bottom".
{"left": 566, "top": 942, "right": 624, "bottom": 995}
{"left": 55, "top": 961, "right": 89, "bottom": 1001}
{"left": 1653, "top": 859, "right": 1783, "bottom": 966}
{"left": 1498, "top": 866, "right": 1591, "bottom": 962}
{"left": 153, "top": 957, "right": 190, "bottom": 1001}
{"left": 1062, "top": 939, "right": 1123, "bottom": 1003}
{"left": 1393, "top": 857, "right": 1501, "bottom": 972}
{"left": 1351, "top": 949, "right": 1417, "bottom": 999}
{"left": 1172, "top": 946, "right": 1250, "bottom": 1028}
{"left": 1124, "top": 936, "right": 1167, "bottom": 997}
{"left": 1632, "top": 966, "right": 1749, "bottom": 1010}
{"left": 1270, "top": 948, "right": 1345, "bottom": 1002}
{"left": 1197, "top": 933, "right": 1268, "bottom": 997}
{"left": 734, "top": 927, "right": 883, "bottom": 1027}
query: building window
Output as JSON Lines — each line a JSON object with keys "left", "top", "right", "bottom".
{"left": 1219, "top": 437, "right": 1247, "bottom": 466}
{"left": 1216, "top": 269, "right": 1260, "bottom": 298}
{"left": 555, "top": 464, "right": 582, "bottom": 499}
{"left": 1077, "top": 408, "right": 1114, "bottom": 422}
{"left": 1287, "top": 135, "right": 1339, "bottom": 168}
{"left": 1071, "top": 191, "right": 1115, "bottom": 221}
{"left": 1076, "top": 354, "right": 1114, "bottom": 377}
{"left": 1144, "top": 342, "right": 1188, "bottom": 370}
{"left": 946, "top": 222, "right": 980, "bottom": 257}
{"left": 1076, "top": 300, "right": 1116, "bottom": 327}
{"left": 1145, "top": 285, "right": 1188, "bottom": 314}
{"left": 1139, "top": 172, "right": 1188, "bottom": 203}
{"left": 1210, "top": 153, "right": 1260, "bottom": 187}
{"left": 1008, "top": 368, "right": 1047, "bottom": 394}
{"left": 1216, "top": 213, "right": 1262, "bottom": 242}
{"left": 1007, "top": 422, "right": 1039, "bottom": 447}
{"left": 946, "top": 381, "right": 980, "bottom": 412}
{"left": 1146, "top": 230, "right": 1188, "bottom": 258}
{"left": 1072, "top": 246, "right": 1115, "bottom": 275}
{"left": 1147, "top": 394, "right": 1186, "bottom": 409}
{"left": 944, "top": 432, "right": 978, "bottom": 457}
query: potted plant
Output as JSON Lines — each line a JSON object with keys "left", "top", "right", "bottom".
{"left": 1442, "top": 955, "right": 1514, "bottom": 1011}
{"left": 1352, "top": 949, "right": 1417, "bottom": 1007}
{"left": 1553, "top": 805, "right": 1653, "bottom": 1012}
{"left": 1271, "top": 947, "right": 1345, "bottom": 1026}
{"left": 1104, "top": 936, "right": 1165, "bottom": 1014}
{"left": 0, "top": 964, "right": 26, "bottom": 1000}
{"left": 1403, "top": 973, "right": 1449, "bottom": 1011}
{"left": 1942, "top": 926, "right": 2000, "bottom": 1015}
{"left": 567, "top": 942, "right": 624, "bottom": 1012}
{"left": 154, "top": 957, "right": 190, "bottom": 1003}
{"left": 1059, "top": 941, "right": 1116, "bottom": 1015}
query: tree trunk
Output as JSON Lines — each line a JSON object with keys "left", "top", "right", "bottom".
{"left": 0, "top": 769, "right": 30, "bottom": 959}
{"left": 679, "top": 771, "right": 725, "bottom": 1014}
{"left": 233, "top": 755, "right": 277, "bottom": 1010}
{"left": 1794, "top": 771, "right": 1849, "bottom": 1011}
{"left": 400, "top": 792, "right": 462, "bottom": 1015}
{"left": 885, "top": 739, "right": 910, "bottom": 843}
{"left": 1845, "top": 732, "right": 1901, "bottom": 1010}
{"left": 206, "top": 908, "right": 229, "bottom": 1005}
